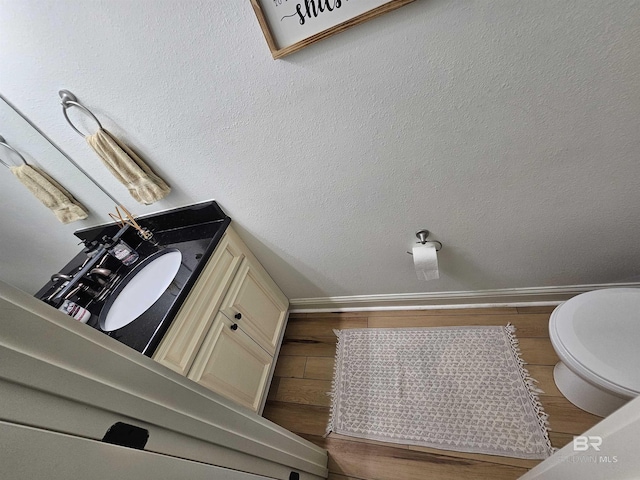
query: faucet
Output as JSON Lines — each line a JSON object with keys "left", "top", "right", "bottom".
{"left": 89, "top": 267, "right": 112, "bottom": 285}
{"left": 51, "top": 224, "right": 129, "bottom": 302}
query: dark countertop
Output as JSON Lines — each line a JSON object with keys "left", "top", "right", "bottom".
{"left": 35, "top": 200, "right": 230, "bottom": 357}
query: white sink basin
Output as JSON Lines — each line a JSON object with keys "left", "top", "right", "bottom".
{"left": 99, "top": 248, "right": 182, "bottom": 332}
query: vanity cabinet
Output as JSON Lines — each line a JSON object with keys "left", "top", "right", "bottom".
{"left": 153, "top": 226, "right": 288, "bottom": 411}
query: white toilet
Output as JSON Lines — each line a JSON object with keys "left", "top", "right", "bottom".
{"left": 549, "top": 288, "right": 640, "bottom": 417}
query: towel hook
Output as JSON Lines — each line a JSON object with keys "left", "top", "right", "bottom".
{"left": 59, "top": 90, "right": 103, "bottom": 137}
{"left": 0, "top": 135, "right": 29, "bottom": 169}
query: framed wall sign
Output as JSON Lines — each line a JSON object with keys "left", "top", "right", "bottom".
{"left": 250, "top": 0, "right": 416, "bottom": 59}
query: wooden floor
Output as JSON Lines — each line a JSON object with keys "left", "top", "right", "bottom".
{"left": 263, "top": 307, "right": 603, "bottom": 480}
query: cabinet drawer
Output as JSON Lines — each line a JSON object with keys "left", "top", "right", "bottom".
{"left": 188, "top": 313, "right": 273, "bottom": 411}
{"left": 153, "top": 232, "right": 244, "bottom": 375}
{"left": 219, "top": 257, "right": 288, "bottom": 356}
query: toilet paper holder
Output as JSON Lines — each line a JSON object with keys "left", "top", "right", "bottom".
{"left": 407, "top": 230, "right": 442, "bottom": 255}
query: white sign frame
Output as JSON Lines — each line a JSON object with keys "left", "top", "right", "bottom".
{"left": 250, "top": 0, "right": 416, "bottom": 59}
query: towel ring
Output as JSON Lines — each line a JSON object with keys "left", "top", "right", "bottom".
{"left": 0, "top": 135, "right": 29, "bottom": 169}
{"left": 59, "top": 90, "right": 103, "bottom": 137}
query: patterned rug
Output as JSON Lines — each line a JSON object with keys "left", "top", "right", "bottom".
{"left": 327, "top": 325, "right": 554, "bottom": 459}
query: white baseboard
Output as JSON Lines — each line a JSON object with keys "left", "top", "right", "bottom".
{"left": 289, "top": 282, "right": 640, "bottom": 313}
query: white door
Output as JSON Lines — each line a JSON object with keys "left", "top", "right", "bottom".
{"left": 518, "top": 395, "right": 640, "bottom": 479}
{"left": 1, "top": 421, "right": 274, "bottom": 480}
{"left": 0, "top": 281, "right": 328, "bottom": 480}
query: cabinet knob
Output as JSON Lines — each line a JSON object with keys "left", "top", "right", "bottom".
{"left": 230, "top": 323, "right": 238, "bottom": 331}
{"left": 234, "top": 313, "right": 242, "bottom": 320}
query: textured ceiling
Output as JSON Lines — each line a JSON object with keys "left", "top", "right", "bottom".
{"left": 1, "top": 0, "right": 639, "bottom": 298}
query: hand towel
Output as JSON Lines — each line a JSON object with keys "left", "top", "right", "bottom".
{"left": 86, "top": 128, "right": 170, "bottom": 205}
{"left": 10, "top": 164, "right": 88, "bottom": 223}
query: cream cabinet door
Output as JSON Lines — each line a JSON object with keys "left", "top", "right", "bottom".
{"left": 219, "top": 257, "right": 288, "bottom": 356}
{"left": 188, "top": 313, "right": 273, "bottom": 411}
{"left": 153, "top": 232, "right": 245, "bottom": 375}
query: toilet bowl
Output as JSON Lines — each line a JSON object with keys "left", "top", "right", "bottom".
{"left": 549, "top": 288, "right": 640, "bottom": 417}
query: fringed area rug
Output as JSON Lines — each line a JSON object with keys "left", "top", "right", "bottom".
{"left": 327, "top": 325, "right": 554, "bottom": 459}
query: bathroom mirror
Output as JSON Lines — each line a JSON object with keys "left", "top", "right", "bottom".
{"left": 0, "top": 96, "right": 117, "bottom": 293}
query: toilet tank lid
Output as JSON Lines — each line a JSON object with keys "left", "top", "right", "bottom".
{"left": 550, "top": 288, "right": 640, "bottom": 397}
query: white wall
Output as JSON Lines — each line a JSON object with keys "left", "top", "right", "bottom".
{"left": 1, "top": 0, "right": 639, "bottom": 298}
